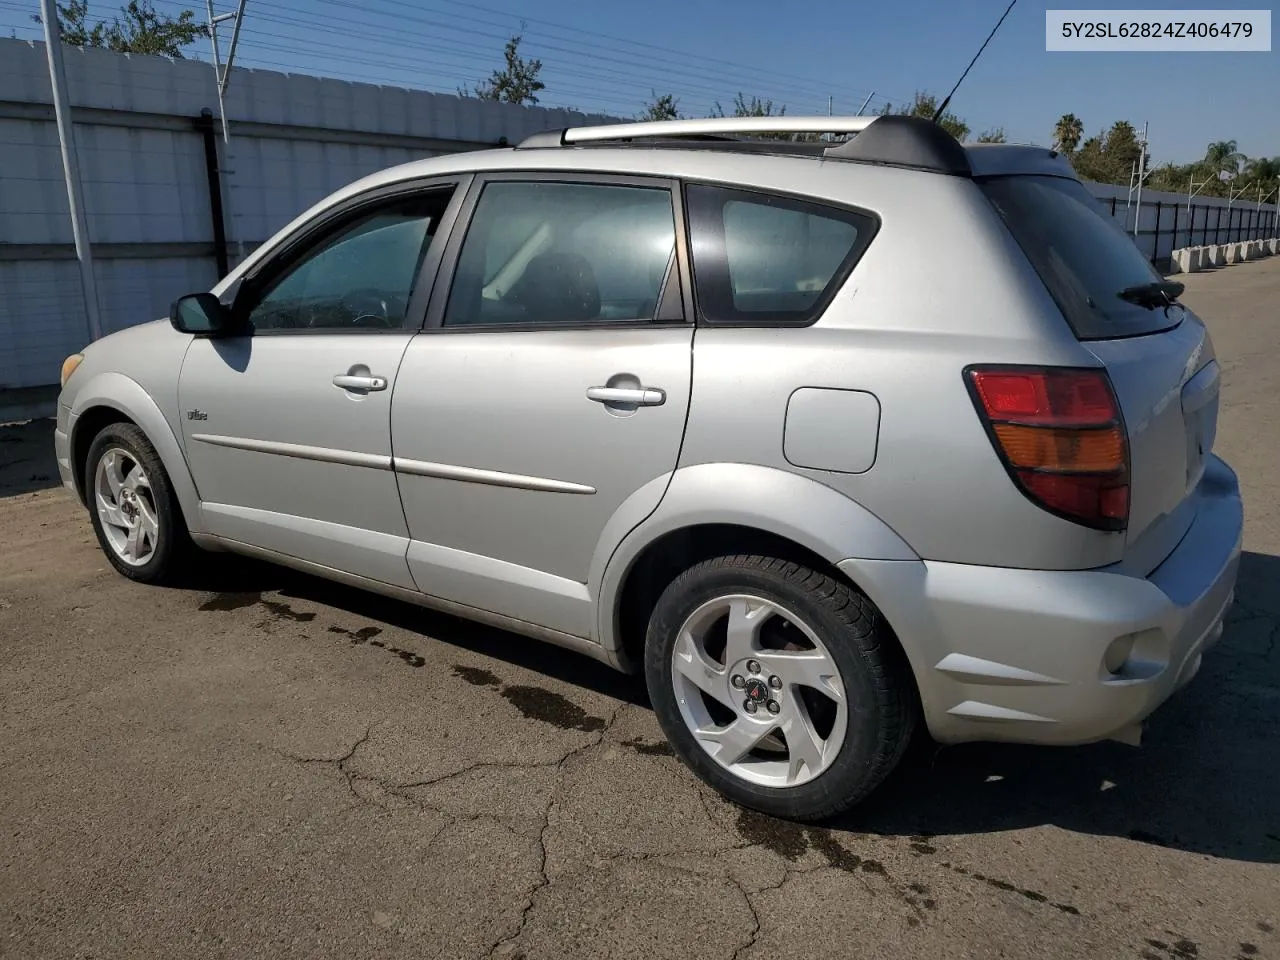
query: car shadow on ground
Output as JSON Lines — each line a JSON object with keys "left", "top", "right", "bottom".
{"left": 0, "top": 419, "right": 60, "bottom": 497}
{"left": 178, "top": 545, "right": 1280, "bottom": 865}
{"left": 179, "top": 552, "right": 650, "bottom": 708}
{"left": 844, "top": 549, "right": 1280, "bottom": 865}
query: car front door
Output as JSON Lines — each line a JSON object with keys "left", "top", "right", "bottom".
{"left": 391, "top": 174, "right": 695, "bottom": 638}
{"left": 178, "top": 179, "right": 467, "bottom": 588}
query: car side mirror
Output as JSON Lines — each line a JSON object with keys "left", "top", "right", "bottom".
{"left": 170, "top": 292, "right": 236, "bottom": 336}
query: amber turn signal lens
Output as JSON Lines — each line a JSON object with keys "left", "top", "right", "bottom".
{"left": 60, "top": 353, "right": 84, "bottom": 388}
{"left": 967, "top": 365, "right": 1130, "bottom": 532}
{"left": 992, "top": 424, "right": 1125, "bottom": 472}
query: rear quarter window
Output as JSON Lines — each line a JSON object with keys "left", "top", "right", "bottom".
{"left": 685, "top": 184, "right": 876, "bottom": 326}
{"left": 980, "top": 175, "right": 1179, "bottom": 340}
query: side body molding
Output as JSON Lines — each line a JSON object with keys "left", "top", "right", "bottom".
{"left": 67, "top": 372, "right": 207, "bottom": 536}
{"left": 592, "top": 462, "right": 918, "bottom": 668}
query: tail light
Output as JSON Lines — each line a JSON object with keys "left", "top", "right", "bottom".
{"left": 965, "top": 365, "right": 1129, "bottom": 532}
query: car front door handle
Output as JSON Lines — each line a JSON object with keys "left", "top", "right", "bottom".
{"left": 586, "top": 385, "right": 666, "bottom": 407}
{"left": 333, "top": 374, "right": 388, "bottom": 392}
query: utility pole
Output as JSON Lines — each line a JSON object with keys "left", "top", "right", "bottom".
{"left": 1186, "top": 172, "right": 1212, "bottom": 246}
{"left": 41, "top": 0, "right": 102, "bottom": 342}
{"left": 1227, "top": 179, "right": 1252, "bottom": 208}
{"left": 1225, "top": 179, "right": 1253, "bottom": 244}
{"left": 206, "top": 0, "right": 247, "bottom": 146}
{"left": 1132, "top": 121, "right": 1150, "bottom": 241}
{"left": 1227, "top": 179, "right": 1254, "bottom": 224}
{"left": 205, "top": 0, "right": 248, "bottom": 262}
{"left": 1256, "top": 184, "right": 1276, "bottom": 241}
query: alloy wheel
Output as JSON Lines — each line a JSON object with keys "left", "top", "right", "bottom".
{"left": 94, "top": 447, "right": 159, "bottom": 567}
{"left": 670, "top": 594, "right": 849, "bottom": 788}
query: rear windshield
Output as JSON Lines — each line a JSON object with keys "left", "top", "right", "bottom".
{"left": 981, "top": 175, "right": 1179, "bottom": 340}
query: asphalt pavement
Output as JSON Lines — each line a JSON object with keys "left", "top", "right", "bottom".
{"left": 2, "top": 257, "right": 1278, "bottom": 960}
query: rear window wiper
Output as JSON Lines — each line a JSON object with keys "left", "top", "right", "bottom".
{"left": 1117, "top": 279, "right": 1184, "bottom": 310}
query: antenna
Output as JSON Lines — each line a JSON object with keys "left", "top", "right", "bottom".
{"left": 932, "top": 0, "right": 1017, "bottom": 124}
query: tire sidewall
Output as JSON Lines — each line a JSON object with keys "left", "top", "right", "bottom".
{"left": 645, "top": 559, "right": 892, "bottom": 820}
{"left": 85, "top": 425, "right": 179, "bottom": 582}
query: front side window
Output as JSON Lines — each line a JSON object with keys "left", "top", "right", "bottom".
{"left": 444, "top": 180, "right": 677, "bottom": 328}
{"left": 246, "top": 190, "right": 453, "bottom": 332}
{"left": 686, "top": 184, "right": 873, "bottom": 325}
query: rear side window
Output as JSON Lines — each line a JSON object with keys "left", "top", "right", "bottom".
{"left": 981, "top": 175, "right": 1177, "bottom": 340}
{"left": 686, "top": 184, "right": 874, "bottom": 325}
{"left": 444, "top": 180, "right": 676, "bottom": 328}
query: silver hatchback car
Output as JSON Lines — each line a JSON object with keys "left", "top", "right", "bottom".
{"left": 55, "top": 115, "right": 1243, "bottom": 821}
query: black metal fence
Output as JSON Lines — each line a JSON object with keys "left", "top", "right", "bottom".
{"left": 1099, "top": 195, "right": 1280, "bottom": 267}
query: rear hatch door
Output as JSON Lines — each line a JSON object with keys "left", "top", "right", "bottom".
{"left": 982, "top": 175, "right": 1218, "bottom": 565}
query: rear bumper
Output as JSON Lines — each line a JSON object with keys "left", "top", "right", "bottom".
{"left": 841, "top": 455, "right": 1243, "bottom": 746}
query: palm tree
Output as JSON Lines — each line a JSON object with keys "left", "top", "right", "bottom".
{"left": 1205, "top": 140, "right": 1244, "bottom": 179}
{"left": 1053, "top": 113, "right": 1083, "bottom": 153}
{"left": 1244, "top": 156, "right": 1280, "bottom": 183}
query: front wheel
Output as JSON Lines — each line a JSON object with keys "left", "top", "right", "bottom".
{"left": 85, "top": 422, "right": 194, "bottom": 584}
{"left": 644, "top": 555, "right": 916, "bottom": 822}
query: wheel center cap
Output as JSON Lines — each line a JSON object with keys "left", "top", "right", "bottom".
{"left": 743, "top": 678, "right": 769, "bottom": 704}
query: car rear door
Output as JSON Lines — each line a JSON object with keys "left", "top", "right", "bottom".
{"left": 389, "top": 173, "right": 695, "bottom": 639}
{"left": 982, "top": 175, "right": 1220, "bottom": 571}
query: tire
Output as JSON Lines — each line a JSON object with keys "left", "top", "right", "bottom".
{"left": 84, "top": 422, "right": 195, "bottom": 584}
{"left": 644, "top": 555, "right": 917, "bottom": 822}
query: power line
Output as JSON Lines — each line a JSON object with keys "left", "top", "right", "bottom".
{"left": 0, "top": 0, "right": 1036, "bottom": 140}
{"left": 250, "top": 0, "right": 880, "bottom": 113}
{"left": 424, "top": 0, "right": 901, "bottom": 108}
{"left": 310, "top": 0, "right": 893, "bottom": 109}
{"left": 134, "top": 0, "right": 887, "bottom": 114}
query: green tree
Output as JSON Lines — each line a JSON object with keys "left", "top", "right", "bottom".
{"left": 466, "top": 33, "right": 545, "bottom": 105}
{"left": 709, "top": 93, "right": 794, "bottom": 139}
{"left": 711, "top": 92, "right": 785, "bottom": 119}
{"left": 878, "top": 91, "right": 969, "bottom": 142}
{"left": 639, "top": 92, "right": 681, "bottom": 122}
{"left": 1069, "top": 121, "right": 1142, "bottom": 185}
{"left": 1053, "top": 112, "right": 1084, "bottom": 153}
{"left": 976, "top": 128, "right": 1007, "bottom": 143}
{"left": 1244, "top": 156, "right": 1280, "bottom": 183}
{"left": 1204, "top": 140, "right": 1244, "bottom": 179}
{"left": 35, "top": 0, "right": 205, "bottom": 57}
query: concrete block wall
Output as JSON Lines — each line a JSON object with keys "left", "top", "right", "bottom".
{"left": 1169, "top": 238, "right": 1278, "bottom": 274}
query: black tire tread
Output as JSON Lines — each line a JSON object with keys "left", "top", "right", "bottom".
{"left": 84, "top": 422, "right": 195, "bottom": 585}
{"left": 645, "top": 553, "right": 918, "bottom": 822}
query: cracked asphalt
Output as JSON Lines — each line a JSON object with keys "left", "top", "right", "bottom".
{"left": 3, "top": 257, "right": 1280, "bottom": 960}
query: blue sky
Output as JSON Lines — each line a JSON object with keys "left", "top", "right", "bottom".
{"left": 3, "top": 0, "right": 1276, "bottom": 164}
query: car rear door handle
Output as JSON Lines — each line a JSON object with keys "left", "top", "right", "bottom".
{"left": 586, "top": 386, "right": 666, "bottom": 407}
{"left": 333, "top": 374, "right": 388, "bottom": 392}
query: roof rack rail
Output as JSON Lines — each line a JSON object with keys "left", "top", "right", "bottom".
{"left": 515, "top": 114, "right": 972, "bottom": 176}
{"left": 562, "top": 115, "right": 876, "bottom": 143}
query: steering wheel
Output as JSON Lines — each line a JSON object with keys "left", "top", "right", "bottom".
{"left": 340, "top": 288, "right": 396, "bottom": 329}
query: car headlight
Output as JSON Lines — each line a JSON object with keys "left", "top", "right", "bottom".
{"left": 60, "top": 352, "right": 84, "bottom": 388}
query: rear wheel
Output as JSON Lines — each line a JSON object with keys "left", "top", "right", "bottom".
{"left": 85, "top": 423, "right": 194, "bottom": 584}
{"left": 644, "top": 555, "right": 916, "bottom": 822}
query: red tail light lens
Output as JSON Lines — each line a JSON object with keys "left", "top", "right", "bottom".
{"left": 966, "top": 366, "right": 1129, "bottom": 532}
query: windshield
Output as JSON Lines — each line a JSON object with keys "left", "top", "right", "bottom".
{"left": 981, "top": 175, "right": 1180, "bottom": 340}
